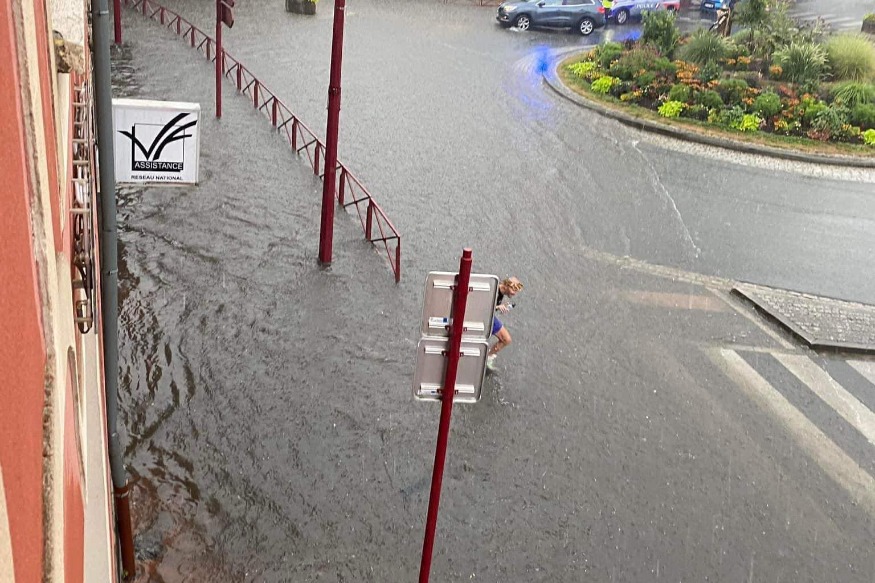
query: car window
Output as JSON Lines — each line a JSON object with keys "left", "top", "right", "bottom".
{"left": 542, "top": 0, "right": 563, "bottom": 6}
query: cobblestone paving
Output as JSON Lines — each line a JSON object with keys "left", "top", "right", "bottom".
{"left": 734, "top": 282, "right": 875, "bottom": 352}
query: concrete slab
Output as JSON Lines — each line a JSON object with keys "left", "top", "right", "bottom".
{"left": 732, "top": 282, "right": 875, "bottom": 353}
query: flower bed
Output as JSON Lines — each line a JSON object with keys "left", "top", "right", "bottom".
{"left": 562, "top": 3, "right": 875, "bottom": 151}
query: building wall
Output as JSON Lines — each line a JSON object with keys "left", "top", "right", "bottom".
{"left": 0, "top": 0, "right": 116, "bottom": 581}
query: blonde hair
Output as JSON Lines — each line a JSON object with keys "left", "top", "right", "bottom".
{"left": 501, "top": 277, "right": 524, "bottom": 292}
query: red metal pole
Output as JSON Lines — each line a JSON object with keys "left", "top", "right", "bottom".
{"left": 215, "top": 0, "right": 222, "bottom": 118}
{"left": 113, "top": 0, "right": 122, "bottom": 44}
{"left": 419, "top": 248, "right": 473, "bottom": 583}
{"left": 318, "top": 0, "right": 346, "bottom": 265}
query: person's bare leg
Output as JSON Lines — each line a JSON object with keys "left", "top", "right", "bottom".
{"left": 488, "top": 327, "right": 512, "bottom": 368}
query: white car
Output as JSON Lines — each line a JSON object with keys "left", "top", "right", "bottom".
{"left": 610, "top": 0, "right": 680, "bottom": 25}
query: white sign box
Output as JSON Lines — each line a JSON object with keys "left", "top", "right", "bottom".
{"left": 412, "top": 337, "right": 489, "bottom": 404}
{"left": 112, "top": 99, "right": 201, "bottom": 185}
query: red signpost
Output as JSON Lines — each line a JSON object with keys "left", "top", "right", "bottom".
{"left": 418, "top": 248, "right": 474, "bottom": 583}
{"left": 215, "top": 0, "right": 235, "bottom": 118}
{"left": 319, "top": 0, "right": 346, "bottom": 265}
{"left": 114, "top": 0, "right": 122, "bottom": 43}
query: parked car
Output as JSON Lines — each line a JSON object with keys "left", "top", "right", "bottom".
{"left": 610, "top": 0, "right": 680, "bottom": 25}
{"left": 701, "top": 0, "right": 737, "bottom": 10}
{"left": 497, "top": 0, "right": 607, "bottom": 36}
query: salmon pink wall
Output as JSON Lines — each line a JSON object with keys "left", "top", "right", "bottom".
{"left": 0, "top": 0, "right": 49, "bottom": 579}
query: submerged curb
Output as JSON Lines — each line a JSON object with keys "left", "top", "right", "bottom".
{"left": 543, "top": 59, "right": 875, "bottom": 170}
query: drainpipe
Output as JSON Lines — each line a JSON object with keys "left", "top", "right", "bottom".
{"left": 91, "top": 0, "right": 136, "bottom": 579}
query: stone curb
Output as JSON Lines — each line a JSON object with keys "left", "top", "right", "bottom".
{"left": 543, "top": 58, "right": 875, "bottom": 170}
{"left": 732, "top": 283, "right": 875, "bottom": 354}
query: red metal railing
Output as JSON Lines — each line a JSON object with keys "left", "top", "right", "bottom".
{"left": 123, "top": 0, "right": 402, "bottom": 282}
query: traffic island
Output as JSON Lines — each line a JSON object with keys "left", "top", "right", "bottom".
{"left": 544, "top": 57, "right": 875, "bottom": 169}
{"left": 732, "top": 282, "right": 875, "bottom": 353}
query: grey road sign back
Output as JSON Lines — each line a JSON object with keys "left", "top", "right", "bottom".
{"left": 420, "top": 272, "right": 499, "bottom": 340}
{"left": 412, "top": 337, "right": 489, "bottom": 403}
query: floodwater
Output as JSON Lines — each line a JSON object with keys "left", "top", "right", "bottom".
{"left": 113, "top": 1, "right": 875, "bottom": 581}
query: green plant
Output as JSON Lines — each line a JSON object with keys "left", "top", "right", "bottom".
{"left": 610, "top": 46, "right": 675, "bottom": 81}
{"left": 683, "top": 104, "right": 709, "bottom": 121}
{"left": 680, "top": 29, "right": 731, "bottom": 65}
{"left": 717, "top": 105, "right": 746, "bottom": 128}
{"left": 734, "top": 0, "right": 769, "bottom": 28}
{"left": 636, "top": 71, "right": 658, "bottom": 88}
{"left": 591, "top": 76, "right": 618, "bottom": 95}
{"left": 753, "top": 91, "right": 782, "bottom": 118}
{"left": 696, "top": 89, "right": 724, "bottom": 109}
{"left": 597, "top": 42, "right": 625, "bottom": 70}
{"left": 811, "top": 105, "right": 850, "bottom": 135}
{"left": 717, "top": 78, "right": 749, "bottom": 104}
{"left": 849, "top": 103, "right": 875, "bottom": 129}
{"left": 863, "top": 128, "right": 875, "bottom": 146}
{"left": 865, "top": 14, "right": 875, "bottom": 25}
{"left": 826, "top": 34, "right": 875, "bottom": 82}
{"left": 831, "top": 81, "right": 875, "bottom": 107}
{"left": 658, "top": 100, "right": 685, "bottom": 118}
{"left": 772, "top": 42, "right": 828, "bottom": 85}
{"left": 668, "top": 83, "right": 693, "bottom": 103}
{"left": 697, "top": 61, "right": 723, "bottom": 83}
{"left": 732, "top": 113, "right": 763, "bottom": 132}
{"left": 568, "top": 61, "right": 598, "bottom": 79}
{"left": 642, "top": 10, "right": 680, "bottom": 59}
{"left": 801, "top": 98, "right": 828, "bottom": 126}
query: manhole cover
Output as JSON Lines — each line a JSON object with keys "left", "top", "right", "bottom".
{"left": 733, "top": 283, "right": 875, "bottom": 352}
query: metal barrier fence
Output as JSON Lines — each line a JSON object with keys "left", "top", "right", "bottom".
{"left": 123, "top": 0, "right": 402, "bottom": 282}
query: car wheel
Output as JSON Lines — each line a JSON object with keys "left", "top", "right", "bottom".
{"left": 514, "top": 14, "right": 531, "bottom": 31}
{"left": 578, "top": 17, "right": 595, "bottom": 36}
{"left": 615, "top": 9, "right": 630, "bottom": 25}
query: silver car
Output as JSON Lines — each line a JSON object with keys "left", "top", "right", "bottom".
{"left": 497, "top": 0, "right": 607, "bottom": 36}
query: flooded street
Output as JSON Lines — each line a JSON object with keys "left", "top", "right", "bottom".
{"left": 113, "top": 1, "right": 875, "bottom": 581}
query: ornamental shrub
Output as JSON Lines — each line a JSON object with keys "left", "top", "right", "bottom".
{"left": 697, "top": 61, "right": 723, "bottom": 83}
{"left": 642, "top": 10, "right": 680, "bottom": 59}
{"left": 849, "top": 103, "right": 875, "bottom": 129}
{"left": 683, "top": 104, "right": 709, "bottom": 121}
{"left": 597, "top": 42, "right": 625, "bottom": 70}
{"left": 611, "top": 46, "right": 675, "bottom": 81}
{"left": 811, "top": 105, "right": 850, "bottom": 135}
{"left": 753, "top": 91, "right": 782, "bottom": 118}
{"left": 863, "top": 128, "right": 875, "bottom": 146}
{"left": 801, "top": 98, "right": 828, "bottom": 126}
{"left": 680, "top": 29, "right": 731, "bottom": 65}
{"left": 717, "top": 78, "right": 749, "bottom": 104}
{"left": 717, "top": 105, "right": 746, "bottom": 128}
{"left": 732, "top": 113, "right": 763, "bottom": 132}
{"left": 668, "top": 83, "right": 693, "bottom": 103}
{"left": 772, "top": 42, "right": 828, "bottom": 85}
{"left": 568, "top": 61, "right": 597, "bottom": 79}
{"left": 636, "top": 71, "right": 658, "bottom": 89}
{"left": 658, "top": 100, "right": 685, "bottom": 118}
{"left": 825, "top": 34, "right": 875, "bottom": 82}
{"left": 696, "top": 89, "right": 724, "bottom": 109}
{"left": 830, "top": 81, "right": 875, "bottom": 108}
{"left": 591, "top": 76, "right": 617, "bottom": 95}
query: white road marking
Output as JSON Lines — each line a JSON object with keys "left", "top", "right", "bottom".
{"left": 774, "top": 353, "right": 875, "bottom": 446}
{"left": 709, "top": 348, "right": 875, "bottom": 518}
{"left": 849, "top": 360, "right": 875, "bottom": 388}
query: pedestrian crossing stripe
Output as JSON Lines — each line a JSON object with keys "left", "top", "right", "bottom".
{"left": 774, "top": 353, "right": 875, "bottom": 446}
{"left": 708, "top": 348, "right": 875, "bottom": 519}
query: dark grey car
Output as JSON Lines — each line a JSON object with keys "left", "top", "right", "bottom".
{"left": 497, "top": 0, "right": 606, "bottom": 36}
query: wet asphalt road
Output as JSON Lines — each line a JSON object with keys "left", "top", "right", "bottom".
{"left": 113, "top": 1, "right": 875, "bottom": 581}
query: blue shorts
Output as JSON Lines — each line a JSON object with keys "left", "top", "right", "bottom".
{"left": 491, "top": 316, "right": 503, "bottom": 336}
